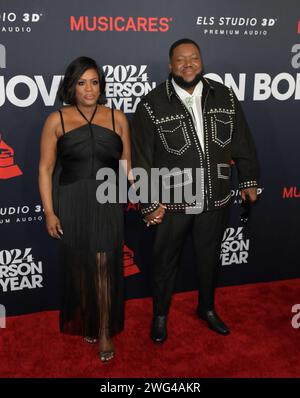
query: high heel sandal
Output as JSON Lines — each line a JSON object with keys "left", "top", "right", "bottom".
{"left": 99, "top": 350, "right": 115, "bottom": 362}
{"left": 84, "top": 336, "right": 97, "bottom": 344}
{"left": 99, "top": 335, "right": 115, "bottom": 362}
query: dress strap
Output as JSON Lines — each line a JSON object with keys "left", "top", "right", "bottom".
{"left": 76, "top": 104, "right": 97, "bottom": 124}
{"left": 58, "top": 110, "right": 65, "bottom": 135}
{"left": 111, "top": 107, "right": 116, "bottom": 132}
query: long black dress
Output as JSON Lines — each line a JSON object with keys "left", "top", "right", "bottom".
{"left": 53, "top": 106, "right": 124, "bottom": 339}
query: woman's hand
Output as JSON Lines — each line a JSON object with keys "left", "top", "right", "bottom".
{"left": 45, "top": 213, "right": 63, "bottom": 239}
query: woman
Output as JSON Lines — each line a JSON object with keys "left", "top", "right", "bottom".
{"left": 38, "top": 57, "right": 131, "bottom": 362}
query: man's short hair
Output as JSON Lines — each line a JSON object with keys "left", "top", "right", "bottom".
{"left": 169, "top": 38, "right": 201, "bottom": 60}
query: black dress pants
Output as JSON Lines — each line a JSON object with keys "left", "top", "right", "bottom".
{"left": 152, "top": 206, "right": 229, "bottom": 315}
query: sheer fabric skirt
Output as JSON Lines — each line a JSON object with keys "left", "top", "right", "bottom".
{"left": 57, "top": 179, "right": 124, "bottom": 338}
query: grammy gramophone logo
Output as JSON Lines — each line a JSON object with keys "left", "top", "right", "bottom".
{"left": 123, "top": 244, "right": 140, "bottom": 277}
{"left": 0, "top": 134, "right": 22, "bottom": 179}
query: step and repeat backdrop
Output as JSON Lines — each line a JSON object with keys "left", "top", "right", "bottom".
{"left": 1, "top": 0, "right": 299, "bottom": 315}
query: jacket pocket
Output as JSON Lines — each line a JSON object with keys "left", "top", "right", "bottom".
{"left": 217, "top": 163, "right": 231, "bottom": 180}
{"left": 158, "top": 120, "right": 191, "bottom": 155}
{"left": 212, "top": 113, "right": 233, "bottom": 147}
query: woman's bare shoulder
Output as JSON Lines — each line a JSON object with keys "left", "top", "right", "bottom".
{"left": 113, "top": 108, "right": 128, "bottom": 123}
{"left": 44, "top": 111, "right": 61, "bottom": 128}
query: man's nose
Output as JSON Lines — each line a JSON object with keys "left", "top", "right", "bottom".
{"left": 183, "top": 59, "right": 192, "bottom": 67}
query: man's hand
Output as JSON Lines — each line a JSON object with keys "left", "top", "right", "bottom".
{"left": 144, "top": 204, "right": 167, "bottom": 226}
{"left": 240, "top": 187, "right": 258, "bottom": 203}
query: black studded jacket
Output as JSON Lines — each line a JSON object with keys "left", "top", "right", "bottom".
{"left": 131, "top": 76, "right": 260, "bottom": 215}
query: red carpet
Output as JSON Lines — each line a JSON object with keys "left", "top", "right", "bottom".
{"left": 1, "top": 279, "right": 300, "bottom": 378}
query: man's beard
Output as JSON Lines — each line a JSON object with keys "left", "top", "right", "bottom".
{"left": 171, "top": 71, "right": 203, "bottom": 89}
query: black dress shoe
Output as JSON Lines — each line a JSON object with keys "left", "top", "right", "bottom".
{"left": 198, "top": 310, "right": 230, "bottom": 335}
{"left": 150, "top": 315, "right": 168, "bottom": 343}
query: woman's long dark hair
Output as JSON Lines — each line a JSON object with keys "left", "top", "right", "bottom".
{"left": 57, "top": 56, "right": 106, "bottom": 105}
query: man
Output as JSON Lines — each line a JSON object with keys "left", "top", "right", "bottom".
{"left": 131, "top": 38, "right": 259, "bottom": 343}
